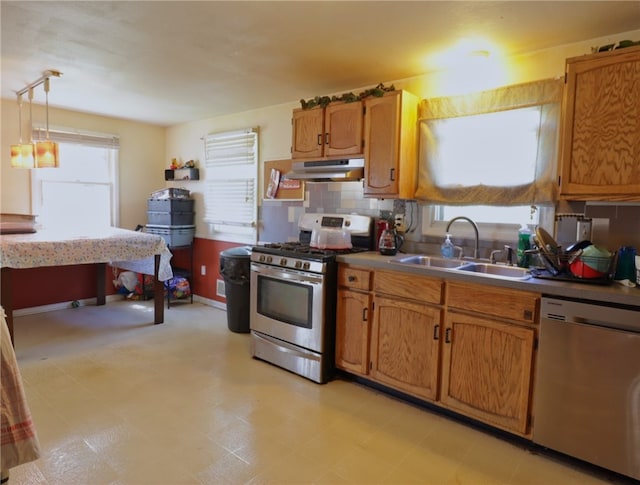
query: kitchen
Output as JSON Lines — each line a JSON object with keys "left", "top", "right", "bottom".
{"left": 2, "top": 2, "right": 640, "bottom": 483}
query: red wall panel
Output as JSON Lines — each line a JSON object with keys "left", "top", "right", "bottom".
{"left": 5, "top": 237, "right": 246, "bottom": 309}
{"left": 9, "top": 264, "right": 116, "bottom": 309}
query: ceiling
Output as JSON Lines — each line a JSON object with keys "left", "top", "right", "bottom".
{"left": 2, "top": 1, "right": 639, "bottom": 127}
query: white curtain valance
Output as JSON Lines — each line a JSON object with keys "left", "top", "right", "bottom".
{"left": 415, "top": 78, "right": 563, "bottom": 206}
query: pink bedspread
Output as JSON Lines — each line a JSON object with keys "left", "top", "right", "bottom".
{"left": 1, "top": 307, "right": 40, "bottom": 472}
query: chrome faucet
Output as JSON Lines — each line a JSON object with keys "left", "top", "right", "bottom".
{"left": 445, "top": 216, "right": 480, "bottom": 260}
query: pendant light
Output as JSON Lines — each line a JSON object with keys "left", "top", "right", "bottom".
{"left": 35, "top": 77, "right": 59, "bottom": 168}
{"left": 9, "top": 93, "right": 35, "bottom": 169}
{"left": 10, "top": 69, "right": 61, "bottom": 169}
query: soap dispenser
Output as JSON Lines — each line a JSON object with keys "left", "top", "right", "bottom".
{"left": 441, "top": 233, "right": 455, "bottom": 259}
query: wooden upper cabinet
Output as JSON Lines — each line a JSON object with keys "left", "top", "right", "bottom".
{"left": 559, "top": 46, "right": 640, "bottom": 201}
{"left": 324, "top": 102, "right": 364, "bottom": 158}
{"left": 291, "top": 102, "right": 363, "bottom": 160}
{"left": 363, "top": 90, "right": 418, "bottom": 199}
{"left": 291, "top": 107, "right": 324, "bottom": 159}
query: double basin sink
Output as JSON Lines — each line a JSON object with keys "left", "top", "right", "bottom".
{"left": 389, "top": 255, "right": 531, "bottom": 280}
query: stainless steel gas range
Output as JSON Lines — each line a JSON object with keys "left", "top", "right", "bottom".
{"left": 249, "top": 213, "right": 373, "bottom": 383}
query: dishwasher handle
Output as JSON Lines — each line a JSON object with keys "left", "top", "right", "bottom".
{"left": 541, "top": 297, "right": 640, "bottom": 334}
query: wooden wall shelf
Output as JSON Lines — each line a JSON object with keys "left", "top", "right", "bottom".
{"left": 165, "top": 168, "right": 199, "bottom": 181}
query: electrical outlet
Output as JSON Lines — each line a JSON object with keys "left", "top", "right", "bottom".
{"left": 201, "top": 265, "right": 206, "bottom": 276}
{"left": 394, "top": 214, "right": 406, "bottom": 233}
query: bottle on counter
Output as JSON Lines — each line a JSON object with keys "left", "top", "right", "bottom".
{"left": 441, "top": 233, "right": 455, "bottom": 259}
{"left": 517, "top": 224, "right": 532, "bottom": 268}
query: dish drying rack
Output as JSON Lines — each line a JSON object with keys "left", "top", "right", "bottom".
{"left": 530, "top": 250, "right": 618, "bottom": 285}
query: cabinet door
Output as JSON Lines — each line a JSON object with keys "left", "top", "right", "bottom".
{"left": 336, "top": 289, "right": 371, "bottom": 376}
{"left": 291, "top": 107, "right": 324, "bottom": 159}
{"left": 324, "top": 102, "right": 364, "bottom": 158}
{"left": 370, "top": 296, "right": 441, "bottom": 401}
{"left": 441, "top": 311, "right": 535, "bottom": 435}
{"left": 363, "top": 93, "right": 401, "bottom": 196}
{"left": 559, "top": 47, "right": 640, "bottom": 200}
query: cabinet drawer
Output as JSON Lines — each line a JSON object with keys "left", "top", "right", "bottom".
{"left": 374, "top": 270, "right": 443, "bottom": 305}
{"left": 447, "top": 281, "right": 539, "bottom": 324}
{"left": 338, "top": 266, "right": 372, "bottom": 291}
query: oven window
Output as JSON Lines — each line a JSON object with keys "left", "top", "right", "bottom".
{"left": 257, "top": 276, "right": 312, "bottom": 329}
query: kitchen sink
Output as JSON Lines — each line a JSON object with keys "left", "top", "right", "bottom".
{"left": 390, "top": 255, "right": 463, "bottom": 268}
{"left": 390, "top": 255, "right": 531, "bottom": 280}
{"left": 456, "top": 262, "right": 531, "bottom": 279}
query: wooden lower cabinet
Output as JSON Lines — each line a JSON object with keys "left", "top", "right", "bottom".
{"left": 441, "top": 311, "right": 535, "bottom": 435}
{"left": 335, "top": 265, "right": 539, "bottom": 437}
{"left": 336, "top": 288, "right": 371, "bottom": 376}
{"left": 370, "top": 296, "right": 441, "bottom": 401}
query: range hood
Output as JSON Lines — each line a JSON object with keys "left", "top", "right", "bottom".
{"left": 286, "top": 159, "right": 364, "bottom": 181}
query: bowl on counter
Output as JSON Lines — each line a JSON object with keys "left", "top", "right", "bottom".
{"left": 569, "top": 245, "right": 613, "bottom": 279}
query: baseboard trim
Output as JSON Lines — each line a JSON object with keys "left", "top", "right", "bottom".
{"left": 14, "top": 294, "right": 226, "bottom": 316}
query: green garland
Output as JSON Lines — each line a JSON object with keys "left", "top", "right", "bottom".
{"left": 594, "top": 39, "right": 640, "bottom": 53}
{"left": 299, "top": 83, "right": 396, "bottom": 109}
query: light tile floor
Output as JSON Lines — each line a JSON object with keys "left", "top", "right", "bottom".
{"left": 6, "top": 300, "right": 632, "bottom": 484}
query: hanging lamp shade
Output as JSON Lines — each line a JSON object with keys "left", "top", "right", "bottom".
{"left": 10, "top": 93, "right": 36, "bottom": 169}
{"left": 35, "top": 141, "right": 59, "bottom": 168}
{"left": 11, "top": 143, "right": 36, "bottom": 169}
{"left": 10, "top": 70, "right": 62, "bottom": 168}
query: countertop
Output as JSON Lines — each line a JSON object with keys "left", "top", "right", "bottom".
{"left": 337, "top": 251, "right": 640, "bottom": 309}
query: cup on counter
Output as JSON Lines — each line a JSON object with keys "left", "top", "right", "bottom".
{"left": 636, "top": 255, "right": 640, "bottom": 287}
{"left": 615, "top": 246, "right": 637, "bottom": 283}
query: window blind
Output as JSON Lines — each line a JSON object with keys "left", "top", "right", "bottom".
{"left": 204, "top": 128, "right": 258, "bottom": 243}
{"left": 32, "top": 127, "right": 120, "bottom": 149}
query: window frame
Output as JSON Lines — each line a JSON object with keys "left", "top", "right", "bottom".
{"left": 30, "top": 128, "right": 120, "bottom": 229}
{"left": 417, "top": 79, "right": 562, "bottom": 239}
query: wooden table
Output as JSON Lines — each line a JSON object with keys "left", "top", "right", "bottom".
{"left": 0, "top": 227, "right": 173, "bottom": 344}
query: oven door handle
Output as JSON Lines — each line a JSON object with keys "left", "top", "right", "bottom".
{"left": 251, "top": 263, "right": 324, "bottom": 286}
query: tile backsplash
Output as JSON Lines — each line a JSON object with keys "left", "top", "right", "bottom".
{"left": 259, "top": 182, "right": 640, "bottom": 255}
{"left": 258, "top": 181, "right": 393, "bottom": 243}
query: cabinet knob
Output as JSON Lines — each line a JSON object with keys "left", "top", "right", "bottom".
{"left": 348, "top": 275, "right": 356, "bottom": 282}
{"left": 433, "top": 324, "right": 440, "bottom": 340}
{"left": 317, "top": 134, "right": 323, "bottom": 146}
{"left": 362, "top": 307, "right": 368, "bottom": 322}
{"left": 445, "top": 327, "right": 452, "bottom": 343}
{"left": 390, "top": 168, "right": 396, "bottom": 181}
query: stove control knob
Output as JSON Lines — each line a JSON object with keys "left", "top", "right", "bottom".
{"left": 280, "top": 258, "right": 287, "bottom": 266}
{"left": 259, "top": 255, "right": 266, "bottom": 262}
{"left": 266, "top": 256, "right": 273, "bottom": 263}
{"left": 294, "top": 261, "right": 302, "bottom": 269}
{"left": 303, "top": 262, "right": 311, "bottom": 270}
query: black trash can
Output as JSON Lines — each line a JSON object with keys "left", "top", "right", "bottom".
{"left": 220, "top": 246, "right": 252, "bottom": 333}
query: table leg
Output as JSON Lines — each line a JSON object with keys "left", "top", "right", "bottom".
{"left": 96, "top": 263, "right": 106, "bottom": 306}
{"left": 153, "top": 255, "right": 164, "bottom": 324}
{"left": 1, "top": 267, "right": 14, "bottom": 345}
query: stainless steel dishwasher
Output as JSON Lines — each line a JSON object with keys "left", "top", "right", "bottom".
{"left": 533, "top": 296, "right": 640, "bottom": 481}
